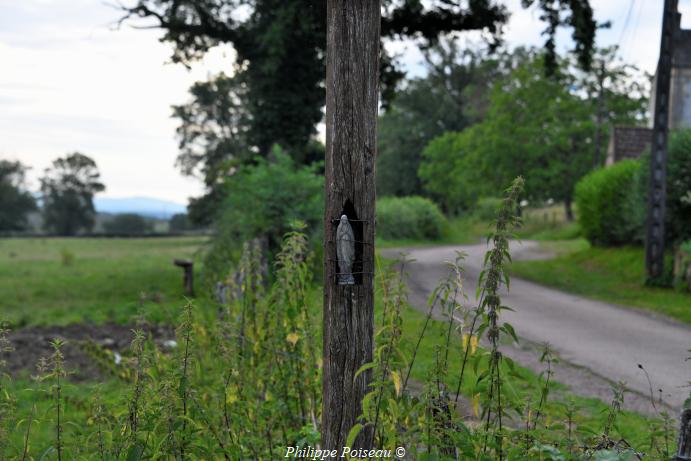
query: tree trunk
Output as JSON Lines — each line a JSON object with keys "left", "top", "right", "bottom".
{"left": 564, "top": 197, "right": 574, "bottom": 222}
{"left": 322, "top": 0, "right": 380, "bottom": 451}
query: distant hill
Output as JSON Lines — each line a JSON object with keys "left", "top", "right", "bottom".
{"left": 94, "top": 197, "right": 186, "bottom": 219}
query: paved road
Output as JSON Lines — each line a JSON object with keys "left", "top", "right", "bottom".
{"left": 382, "top": 241, "right": 691, "bottom": 411}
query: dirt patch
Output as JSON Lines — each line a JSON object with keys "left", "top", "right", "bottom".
{"left": 1, "top": 323, "right": 175, "bottom": 382}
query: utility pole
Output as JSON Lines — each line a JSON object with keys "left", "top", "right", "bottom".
{"left": 645, "top": 0, "right": 678, "bottom": 280}
{"left": 593, "top": 59, "right": 606, "bottom": 169}
{"left": 322, "top": 0, "right": 380, "bottom": 451}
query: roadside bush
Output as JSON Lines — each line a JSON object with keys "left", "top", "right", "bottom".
{"left": 419, "top": 129, "right": 489, "bottom": 214}
{"left": 204, "top": 146, "right": 323, "bottom": 282}
{"left": 473, "top": 196, "right": 503, "bottom": 221}
{"left": 640, "top": 129, "right": 691, "bottom": 244}
{"left": 575, "top": 159, "right": 645, "bottom": 246}
{"left": 377, "top": 196, "right": 446, "bottom": 240}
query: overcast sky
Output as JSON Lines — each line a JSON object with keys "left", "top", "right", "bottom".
{"left": 2, "top": 0, "right": 691, "bottom": 205}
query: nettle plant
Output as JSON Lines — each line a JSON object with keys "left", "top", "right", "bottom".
{"left": 352, "top": 177, "right": 681, "bottom": 461}
{"left": 0, "top": 228, "right": 322, "bottom": 460}
{"left": 0, "top": 180, "right": 684, "bottom": 460}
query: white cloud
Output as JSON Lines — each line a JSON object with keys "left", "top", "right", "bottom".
{"left": 0, "top": 0, "right": 233, "bottom": 204}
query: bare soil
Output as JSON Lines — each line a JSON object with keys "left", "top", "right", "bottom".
{"left": 2, "top": 323, "right": 174, "bottom": 382}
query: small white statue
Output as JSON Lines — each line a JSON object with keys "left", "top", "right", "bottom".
{"left": 336, "top": 214, "right": 355, "bottom": 285}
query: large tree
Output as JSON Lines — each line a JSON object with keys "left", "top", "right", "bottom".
{"left": 0, "top": 160, "right": 37, "bottom": 232}
{"left": 575, "top": 46, "right": 650, "bottom": 167}
{"left": 420, "top": 48, "right": 647, "bottom": 219}
{"left": 40, "top": 153, "right": 105, "bottom": 236}
{"left": 172, "top": 73, "right": 250, "bottom": 225}
{"left": 120, "top": 0, "right": 595, "bottom": 158}
{"left": 377, "top": 41, "right": 515, "bottom": 197}
{"left": 172, "top": 72, "right": 326, "bottom": 225}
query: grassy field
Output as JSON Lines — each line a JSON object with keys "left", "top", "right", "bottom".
{"left": 511, "top": 240, "right": 691, "bottom": 324}
{"left": 0, "top": 237, "right": 207, "bottom": 326}
{"left": 0, "top": 236, "right": 670, "bottom": 456}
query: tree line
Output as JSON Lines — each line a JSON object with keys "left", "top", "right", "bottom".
{"left": 1, "top": 153, "right": 103, "bottom": 235}
{"left": 0, "top": 154, "right": 193, "bottom": 236}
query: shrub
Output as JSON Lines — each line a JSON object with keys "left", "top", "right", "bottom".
{"left": 575, "top": 159, "right": 645, "bottom": 246}
{"left": 640, "top": 129, "right": 691, "bottom": 244}
{"left": 473, "top": 197, "right": 503, "bottom": 221}
{"left": 204, "top": 146, "right": 323, "bottom": 281}
{"left": 376, "top": 196, "right": 446, "bottom": 240}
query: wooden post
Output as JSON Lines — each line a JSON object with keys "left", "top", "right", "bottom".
{"left": 322, "top": 0, "right": 380, "bottom": 450}
{"left": 675, "top": 408, "right": 691, "bottom": 461}
{"left": 645, "top": 0, "right": 678, "bottom": 280}
{"left": 173, "top": 259, "right": 194, "bottom": 296}
{"left": 593, "top": 59, "right": 605, "bottom": 169}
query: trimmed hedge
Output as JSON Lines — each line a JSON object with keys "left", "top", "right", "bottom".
{"left": 377, "top": 196, "right": 447, "bottom": 241}
{"left": 575, "top": 159, "right": 645, "bottom": 246}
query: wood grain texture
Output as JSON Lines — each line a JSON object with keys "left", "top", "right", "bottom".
{"left": 322, "top": 0, "right": 380, "bottom": 450}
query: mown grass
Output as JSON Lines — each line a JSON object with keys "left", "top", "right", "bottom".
{"left": 0, "top": 237, "right": 207, "bottom": 327}
{"left": 376, "top": 216, "right": 492, "bottom": 248}
{"left": 511, "top": 241, "right": 691, "bottom": 324}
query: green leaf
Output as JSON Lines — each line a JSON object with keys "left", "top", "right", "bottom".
{"left": 346, "top": 423, "right": 364, "bottom": 448}
{"left": 502, "top": 322, "right": 519, "bottom": 343}
{"left": 354, "top": 362, "right": 377, "bottom": 381}
{"left": 126, "top": 442, "right": 146, "bottom": 461}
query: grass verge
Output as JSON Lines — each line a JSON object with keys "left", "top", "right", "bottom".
{"left": 511, "top": 241, "right": 691, "bottom": 324}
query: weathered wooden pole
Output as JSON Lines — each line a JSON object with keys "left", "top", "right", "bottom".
{"left": 322, "top": 0, "right": 380, "bottom": 450}
{"left": 645, "top": 0, "right": 678, "bottom": 280}
{"left": 675, "top": 408, "right": 691, "bottom": 461}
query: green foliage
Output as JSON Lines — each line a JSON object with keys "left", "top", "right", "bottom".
{"left": 0, "top": 160, "right": 37, "bottom": 232}
{"left": 419, "top": 128, "right": 489, "bottom": 214}
{"left": 475, "top": 197, "right": 504, "bottom": 221}
{"left": 40, "top": 152, "right": 105, "bottom": 236}
{"left": 419, "top": 48, "right": 649, "bottom": 217}
{"left": 204, "top": 146, "right": 323, "bottom": 281}
{"left": 575, "top": 160, "right": 645, "bottom": 246}
{"left": 640, "top": 129, "right": 691, "bottom": 244}
{"left": 422, "top": 49, "right": 597, "bottom": 214}
{"left": 172, "top": 73, "right": 251, "bottom": 226}
{"left": 0, "top": 224, "right": 681, "bottom": 459}
{"left": 377, "top": 43, "right": 498, "bottom": 198}
{"left": 376, "top": 196, "right": 446, "bottom": 241}
{"left": 104, "top": 214, "right": 152, "bottom": 235}
{"left": 123, "top": 0, "right": 594, "bottom": 187}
